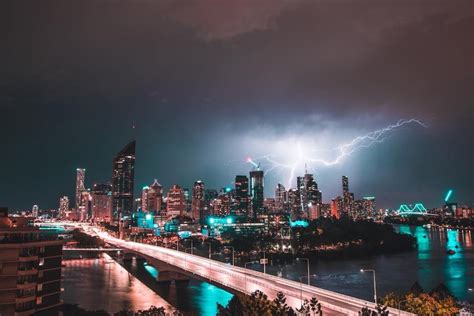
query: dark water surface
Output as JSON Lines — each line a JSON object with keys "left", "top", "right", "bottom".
{"left": 62, "top": 225, "right": 473, "bottom": 315}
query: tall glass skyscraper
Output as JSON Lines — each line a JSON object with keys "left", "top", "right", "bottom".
{"left": 234, "top": 175, "right": 249, "bottom": 216}
{"left": 75, "top": 168, "right": 86, "bottom": 208}
{"left": 249, "top": 170, "right": 264, "bottom": 217}
{"left": 112, "top": 140, "right": 136, "bottom": 221}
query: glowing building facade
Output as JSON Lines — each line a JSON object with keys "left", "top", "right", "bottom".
{"left": 91, "top": 184, "right": 112, "bottom": 222}
{"left": 250, "top": 170, "right": 264, "bottom": 217}
{"left": 147, "top": 179, "right": 163, "bottom": 214}
{"left": 191, "top": 180, "right": 205, "bottom": 221}
{"left": 59, "top": 196, "right": 69, "bottom": 218}
{"left": 234, "top": 175, "right": 250, "bottom": 216}
{"left": 112, "top": 140, "right": 136, "bottom": 221}
{"left": 166, "top": 184, "right": 185, "bottom": 217}
{"left": 75, "top": 168, "right": 86, "bottom": 208}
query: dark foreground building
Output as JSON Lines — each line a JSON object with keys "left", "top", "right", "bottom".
{"left": 0, "top": 209, "right": 63, "bottom": 316}
{"left": 112, "top": 140, "right": 136, "bottom": 222}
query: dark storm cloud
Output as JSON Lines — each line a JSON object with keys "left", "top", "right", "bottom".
{"left": 0, "top": 0, "right": 472, "bottom": 209}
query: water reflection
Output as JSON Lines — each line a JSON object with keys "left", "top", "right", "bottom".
{"left": 62, "top": 254, "right": 173, "bottom": 313}
{"left": 267, "top": 225, "right": 473, "bottom": 303}
{"left": 123, "top": 258, "right": 233, "bottom": 315}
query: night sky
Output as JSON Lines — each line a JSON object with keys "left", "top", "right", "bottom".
{"left": 1, "top": 0, "right": 473, "bottom": 210}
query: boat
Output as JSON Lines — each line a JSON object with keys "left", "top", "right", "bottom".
{"left": 446, "top": 249, "right": 456, "bottom": 255}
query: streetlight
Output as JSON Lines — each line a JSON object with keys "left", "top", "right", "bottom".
{"left": 299, "top": 274, "right": 318, "bottom": 305}
{"left": 262, "top": 251, "right": 267, "bottom": 274}
{"left": 244, "top": 261, "right": 258, "bottom": 293}
{"left": 360, "top": 269, "right": 377, "bottom": 304}
{"left": 224, "top": 246, "right": 235, "bottom": 265}
{"left": 203, "top": 242, "right": 212, "bottom": 259}
{"left": 187, "top": 240, "right": 194, "bottom": 255}
{"left": 296, "top": 257, "right": 310, "bottom": 285}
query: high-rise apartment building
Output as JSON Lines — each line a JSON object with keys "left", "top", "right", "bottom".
{"left": 75, "top": 168, "right": 86, "bottom": 208}
{"left": 59, "top": 196, "right": 69, "bottom": 219}
{"left": 234, "top": 175, "right": 249, "bottom": 216}
{"left": 0, "top": 210, "right": 63, "bottom": 315}
{"left": 141, "top": 186, "right": 150, "bottom": 212}
{"left": 191, "top": 181, "right": 205, "bottom": 221}
{"left": 166, "top": 184, "right": 185, "bottom": 217}
{"left": 147, "top": 179, "right": 163, "bottom": 214}
{"left": 31, "top": 205, "right": 39, "bottom": 218}
{"left": 91, "top": 184, "right": 112, "bottom": 222}
{"left": 250, "top": 170, "right": 264, "bottom": 217}
{"left": 112, "top": 141, "right": 136, "bottom": 221}
{"left": 275, "top": 183, "right": 287, "bottom": 212}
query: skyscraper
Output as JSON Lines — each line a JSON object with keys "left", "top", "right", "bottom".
{"left": 166, "top": 184, "right": 185, "bottom": 217}
{"left": 91, "top": 184, "right": 112, "bottom": 222}
{"left": 59, "top": 196, "right": 69, "bottom": 218}
{"left": 112, "top": 140, "right": 136, "bottom": 221}
{"left": 342, "top": 175, "right": 353, "bottom": 217}
{"left": 147, "top": 179, "right": 163, "bottom": 214}
{"left": 275, "top": 183, "right": 287, "bottom": 212}
{"left": 234, "top": 175, "right": 250, "bottom": 216}
{"left": 141, "top": 186, "right": 150, "bottom": 212}
{"left": 75, "top": 168, "right": 86, "bottom": 208}
{"left": 250, "top": 169, "right": 264, "bottom": 217}
{"left": 191, "top": 180, "right": 205, "bottom": 221}
{"left": 32, "top": 205, "right": 39, "bottom": 218}
{"left": 304, "top": 173, "right": 322, "bottom": 209}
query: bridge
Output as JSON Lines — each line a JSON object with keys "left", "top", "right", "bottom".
{"left": 397, "top": 203, "right": 430, "bottom": 216}
{"left": 81, "top": 226, "right": 413, "bottom": 315}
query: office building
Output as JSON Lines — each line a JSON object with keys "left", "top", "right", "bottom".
{"left": 58, "top": 196, "right": 69, "bottom": 219}
{"left": 31, "top": 205, "right": 39, "bottom": 218}
{"left": 147, "top": 179, "right": 163, "bottom": 214}
{"left": 234, "top": 176, "right": 249, "bottom": 216}
{"left": 141, "top": 186, "right": 150, "bottom": 212}
{"left": 0, "top": 210, "right": 63, "bottom": 315}
{"left": 166, "top": 184, "right": 185, "bottom": 217}
{"left": 250, "top": 169, "right": 264, "bottom": 217}
{"left": 191, "top": 181, "right": 205, "bottom": 221}
{"left": 91, "top": 184, "right": 112, "bottom": 223}
{"left": 275, "top": 183, "right": 287, "bottom": 212}
{"left": 112, "top": 140, "right": 136, "bottom": 221}
{"left": 75, "top": 168, "right": 86, "bottom": 209}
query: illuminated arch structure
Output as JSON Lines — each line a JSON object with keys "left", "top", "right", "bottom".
{"left": 397, "top": 203, "right": 428, "bottom": 215}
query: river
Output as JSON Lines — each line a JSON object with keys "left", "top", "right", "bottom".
{"left": 62, "top": 224, "right": 473, "bottom": 315}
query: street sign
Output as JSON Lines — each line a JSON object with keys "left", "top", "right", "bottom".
{"left": 260, "top": 258, "right": 268, "bottom": 265}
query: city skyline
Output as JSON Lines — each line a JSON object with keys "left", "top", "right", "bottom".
{"left": 1, "top": 1, "right": 472, "bottom": 210}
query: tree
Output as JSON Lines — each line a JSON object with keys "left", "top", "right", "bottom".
{"left": 375, "top": 304, "right": 389, "bottom": 316}
{"left": 358, "top": 306, "right": 374, "bottom": 316}
{"left": 429, "top": 283, "right": 454, "bottom": 300}
{"left": 296, "top": 299, "right": 311, "bottom": 315}
{"left": 272, "top": 291, "right": 293, "bottom": 315}
{"left": 241, "top": 290, "right": 273, "bottom": 316}
{"left": 309, "top": 297, "right": 322, "bottom": 315}
{"left": 217, "top": 295, "right": 244, "bottom": 316}
{"left": 408, "top": 281, "right": 424, "bottom": 296}
{"left": 381, "top": 292, "right": 400, "bottom": 308}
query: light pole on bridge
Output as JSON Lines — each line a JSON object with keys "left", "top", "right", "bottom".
{"left": 361, "top": 269, "right": 377, "bottom": 304}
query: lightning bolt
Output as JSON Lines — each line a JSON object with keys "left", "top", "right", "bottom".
{"left": 246, "top": 119, "right": 426, "bottom": 188}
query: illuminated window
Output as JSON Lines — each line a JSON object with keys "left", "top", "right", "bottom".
{"left": 39, "top": 258, "right": 44, "bottom": 266}
{"left": 38, "top": 271, "right": 43, "bottom": 278}
{"left": 39, "top": 247, "right": 45, "bottom": 253}
{"left": 36, "top": 297, "right": 42, "bottom": 305}
{"left": 37, "top": 284, "right": 42, "bottom": 292}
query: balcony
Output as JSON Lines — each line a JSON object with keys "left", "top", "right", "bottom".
{"left": 15, "top": 294, "right": 36, "bottom": 304}
{"left": 18, "top": 255, "right": 39, "bottom": 262}
{"left": 17, "top": 282, "right": 36, "bottom": 290}
{"left": 17, "top": 268, "right": 37, "bottom": 276}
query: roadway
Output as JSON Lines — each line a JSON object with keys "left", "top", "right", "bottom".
{"left": 84, "top": 227, "right": 414, "bottom": 315}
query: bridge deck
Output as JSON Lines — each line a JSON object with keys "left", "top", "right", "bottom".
{"left": 85, "top": 227, "right": 414, "bottom": 316}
